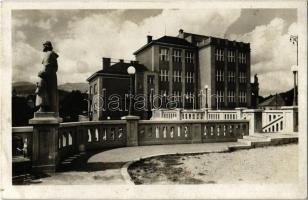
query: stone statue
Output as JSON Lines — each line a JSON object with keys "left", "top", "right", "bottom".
{"left": 35, "top": 41, "right": 59, "bottom": 114}
{"left": 254, "top": 74, "right": 258, "bottom": 84}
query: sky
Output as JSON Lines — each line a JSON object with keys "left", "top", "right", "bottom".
{"left": 12, "top": 9, "right": 297, "bottom": 96}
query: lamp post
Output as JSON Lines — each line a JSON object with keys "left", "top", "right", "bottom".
{"left": 204, "top": 85, "right": 208, "bottom": 109}
{"left": 291, "top": 65, "right": 298, "bottom": 106}
{"left": 290, "top": 35, "right": 298, "bottom": 106}
{"left": 127, "top": 66, "right": 136, "bottom": 115}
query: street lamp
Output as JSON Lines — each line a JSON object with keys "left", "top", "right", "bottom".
{"left": 290, "top": 35, "right": 298, "bottom": 66}
{"left": 290, "top": 35, "right": 298, "bottom": 106}
{"left": 127, "top": 66, "right": 136, "bottom": 115}
{"left": 204, "top": 85, "right": 208, "bottom": 109}
{"left": 291, "top": 65, "right": 298, "bottom": 106}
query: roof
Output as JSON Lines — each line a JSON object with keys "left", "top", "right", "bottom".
{"left": 259, "top": 94, "right": 286, "bottom": 107}
{"left": 87, "top": 62, "right": 148, "bottom": 82}
{"left": 133, "top": 35, "right": 196, "bottom": 55}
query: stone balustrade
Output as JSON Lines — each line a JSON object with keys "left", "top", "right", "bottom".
{"left": 151, "top": 106, "right": 298, "bottom": 134}
{"left": 12, "top": 118, "right": 249, "bottom": 173}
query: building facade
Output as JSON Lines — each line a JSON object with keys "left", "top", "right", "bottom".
{"left": 134, "top": 29, "right": 251, "bottom": 110}
{"left": 87, "top": 29, "right": 252, "bottom": 120}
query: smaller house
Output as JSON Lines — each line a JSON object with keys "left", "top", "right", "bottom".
{"left": 258, "top": 94, "right": 286, "bottom": 110}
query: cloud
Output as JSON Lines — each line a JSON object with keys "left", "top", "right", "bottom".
{"left": 51, "top": 9, "right": 241, "bottom": 84}
{"left": 229, "top": 18, "right": 297, "bottom": 96}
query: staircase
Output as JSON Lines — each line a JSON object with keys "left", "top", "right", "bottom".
{"left": 228, "top": 132, "right": 298, "bottom": 151}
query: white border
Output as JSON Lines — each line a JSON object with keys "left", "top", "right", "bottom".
{"left": 1, "top": 0, "right": 307, "bottom": 199}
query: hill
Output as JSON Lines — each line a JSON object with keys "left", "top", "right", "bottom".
{"left": 12, "top": 81, "right": 89, "bottom": 95}
{"left": 58, "top": 82, "right": 88, "bottom": 93}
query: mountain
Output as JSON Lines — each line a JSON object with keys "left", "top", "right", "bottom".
{"left": 12, "top": 82, "right": 36, "bottom": 96}
{"left": 58, "top": 82, "right": 88, "bottom": 93}
{"left": 12, "top": 81, "right": 89, "bottom": 95}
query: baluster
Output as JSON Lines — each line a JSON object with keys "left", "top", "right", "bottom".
{"left": 103, "top": 129, "right": 107, "bottom": 141}
{"left": 163, "top": 127, "right": 167, "bottom": 138}
{"left": 62, "top": 134, "right": 67, "bottom": 147}
{"left": 68, "top": 132, "right": 72, "bottom": 145}
{"left": 210, "top": 126, "right": 214, "bottom": 136}
{"left": 155, "top": 126, "right": 160, "bottom": 138}
{"left": 217, "top": 126, "right": 220, "bottom": 136}
{"left": 204, "top": 125, "right": 207, "bottom": 136}
{"left": 170, "top": 127, "right": 174, "bottom": 138}
{"left": 95, "top": 128, "right": 99, "bottom": 141}
{"left": 87, "top": 129, "right": 92, "bottom": 142}
{"left": 118, "top": 128, "right": 123, "bottom": 138}
{"left": 184, "top": 126, "right": 188, "bottom": 138}
{"left": 111, "top": 128, "right": 115, "bottom": 140}
{"left": 223, "top": 125, "right": 226, "bottom": 136}
{"left": 177, "top": 126, "right": 181, "bottom": 137}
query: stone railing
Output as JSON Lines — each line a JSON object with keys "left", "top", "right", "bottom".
{"left": 12, "top": 117, "right": 249, "bottom": 173}
{"left": 151, "top": 106, "right": 298, "bottom": 134}
{"left": 138, "top": 120, "right": 249, "bottom": 145}
{"left": 58, "top": 121, "right": 127, "bottom": 161}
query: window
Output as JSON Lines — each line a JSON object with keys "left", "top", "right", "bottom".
{"left": 173, "top": 71, "right": 181, "bottom": 82}
{"left": 172, "top": 49, "right": 182, "bottom": 62}
{"left": 239, "top": 52, "right": 246, "bottom": 64}
{"left": 239, "top": 72, "right": 246, "bottom": 83}
{"left": 216, "top": 90, "right": 224, "bottom": 103}
{"left": 148, "top": 76, "right": 154, "bottom": 84}
{"left": 160, "top": 70, "right": 168, "bottom": 82}
{"left": 227, "top": 90, "right": 235, "bottom": 102}
{"left": 216, "top": 69, "right": 224, "bottom": 82}
{"left": 185, "top": 72, "right": 194, "bottom": 83}
{"left": 94, "top": 84, "right": 97, "bottom": 94}
{"left": 215, "top": 49, "right": 224, "bottom": 61}
{"left": 89, "top": 86, "right": 92, "bottom": 95}
{"left": 173, "top": 91, "right": 181, "bottom": 101}
{"left": 227, "top": 50, "right": 235, "bottom": 62}
{"left": 185, "top": 91, "right": 194, "bottom": 103}
{"left": 239, "top": 91, "right": 246, "bottom": 103}
{"left": 227, "top": 71, "right": 235, "bottom": 82}
{"left": 159, "top": 48, "right": 169, "bottom": 61}
{"left": 185, "top": 51, "right": 193, "bottom": 63}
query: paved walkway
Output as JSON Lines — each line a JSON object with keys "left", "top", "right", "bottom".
{"left": 88, "top": 142, "right": 237, "bottom": 163}
{"left": 37, "top": 132, "right": 297, "bottom": 185}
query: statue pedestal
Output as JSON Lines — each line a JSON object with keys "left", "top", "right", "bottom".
{"left": 29, "top": 112, "right": 62, "bottom": 175}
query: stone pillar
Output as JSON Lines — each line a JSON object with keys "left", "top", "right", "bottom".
{"left": 175, "top": 108, "right": 182, "bottom": 120}
{"left": 242, "top": 109, "right": 263, "bottom": 135}
{"left": 281, "top": 106, "right": 298, "bottom": 132}
{"left": 29, "top": 112, "right": 62, "bottom": 174}
{"left": 121, "top": 115, "right": 140, "bottom": 146}
{"left": 191, "top": 124, "right": 202, "bottom": 143}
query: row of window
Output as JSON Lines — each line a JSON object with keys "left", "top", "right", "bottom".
{"left": 215, "top": 49, "right": 247, "bottom": 64}
{"left": 216, "top": 90, "right": 246, "bottom": 103}
{"left": 160, "top": 48, "right": 194, "bottom": 63}
{"left": 160, "top": 70, "right": 194, "bottom": 83}
{"left": 216, "top": 70, "right": 246, "bottom": 83}
{"left": 158, "top": 90, "right": 246, "bottom": 103}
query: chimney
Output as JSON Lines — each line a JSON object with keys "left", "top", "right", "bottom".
{"left": 147, "top": 35, "right": 152, "bottom": 43}
{"left": 178, "top": 29, "right": 184, "bottom": 38}
{"left": 102, "top": 57, "right": 110, "bottom": 69}
{"left": 119, "top": 59, "right": 124, "bottom": 63}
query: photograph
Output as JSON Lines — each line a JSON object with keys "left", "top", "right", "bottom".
{"left": 1, "top": 0, "right": 307, "bottom": 199}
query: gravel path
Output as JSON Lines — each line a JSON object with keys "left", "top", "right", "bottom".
{"left": 128, "top": 144, "right": 298, "bottom": 184}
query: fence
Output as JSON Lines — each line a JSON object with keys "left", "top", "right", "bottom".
{"left": 12, "top": 118, "right": 249, "bottom": 173}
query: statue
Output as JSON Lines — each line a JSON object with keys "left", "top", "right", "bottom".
{"left": 35, "top": 41, "right": 59, "bottom": 114}
{"left": 254, "top": 74, "right": 258, "bottom": 84}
